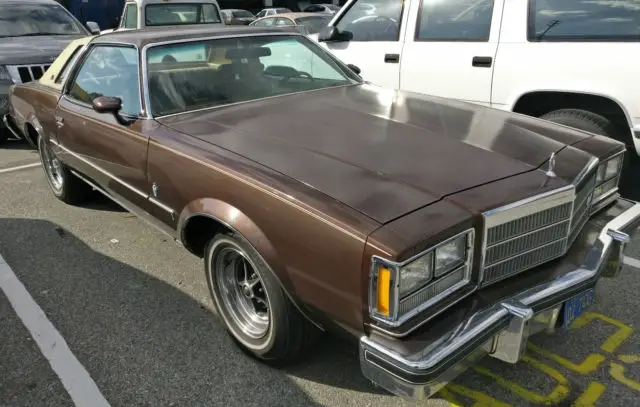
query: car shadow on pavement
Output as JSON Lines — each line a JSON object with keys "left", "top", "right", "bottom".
{"left": 0, "top": 218, "right": 324, "bottom": 407}
{"left": 82, "top": 192, "right": 128, "bottom": 212}
{"left": 0, "top": 139, "right": 34, "bottom": 151}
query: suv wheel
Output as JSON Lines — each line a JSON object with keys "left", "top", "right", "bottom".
{"left": 540, "top": 109, "right": 638, "bottom": 199}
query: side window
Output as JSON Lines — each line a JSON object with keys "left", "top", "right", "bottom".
{"left": 68, "top": 46, "right": 141, "bottom": 117}
{"left": 201, "top": 4, "right": 220, "bottom": 23}
{"left": 416, "top": 0, "right": 494, "bottom": 41}
{"left": 529, "top": 0, "right": 640, "bottom": 41}
{"left": 275, "top": 18, "right": 294, "bottom": 26}
{"left": 256, "top": 10, "right": 266, "bottom": 18}
{"left": 253, "top": 17, "right": 276, "bottom": 27}
{"left": 122, "top": 3, "right": 138, "bottom": 29}
{"left": 335, "top": 0, "right": 404, "bottom": 42}
{"left": 55, "top": 45, "right": 84, "bottom": 85}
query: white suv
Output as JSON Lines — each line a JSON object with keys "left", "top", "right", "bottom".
{"left": 101, "top": 0, "right": 224, "bottom": 34}
{"left": 315, "top": 0, "right": 639, "bottom": 196}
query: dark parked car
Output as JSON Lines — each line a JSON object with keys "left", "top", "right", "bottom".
{"left": 0, "top": 0, "right": 99, "bottom": 143}
{"left": 221, "top": 8, "right": 255, "bottom": 25}
{"left": 5, "top": 25, "right": 640, "bottom": 401}
{"left": 302, "top": 3, "right": 341, "bottom": 14}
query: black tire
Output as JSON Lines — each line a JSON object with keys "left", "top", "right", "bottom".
{"left": 540, "top": 109, "right": 639, "bottom": 200}
{"left": 0, "top": 128, "right": 8, "bottom": 144}
{"left": 205, "top": 232, "right": 318, "bottom": 366}
{"left": 37, "top": 136, "right": 92, "bottom": 205}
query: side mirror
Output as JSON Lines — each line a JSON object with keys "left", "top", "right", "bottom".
{"left": 318, "top": 26, "right": 352, "bottom": 42}
{"left": 92, "top": 96, "right": 122, "bottom": 114}
{"left": 86, "top": 21, "right": 101, "bottom": 35}
{"left": 347, "top": 64, "right": 361, "bottom": 75}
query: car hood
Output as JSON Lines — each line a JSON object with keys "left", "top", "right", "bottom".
{"left": 0, "top": 35, "right": 85, "bottom": 65}
{"left": 158, "top": 84, "right": 595, "bottom": 224}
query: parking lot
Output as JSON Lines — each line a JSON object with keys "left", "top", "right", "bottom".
{"left": 1, "top": 139, "right": 639, "bottom": 407}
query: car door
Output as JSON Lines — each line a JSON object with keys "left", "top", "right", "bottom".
{"left": 54, "top": 44, "right": 150, "bottom": 209}
{"left": 316, "top": 0, "right": 408, "bottom": 89}
{"left": 399, "top": 0, "right": 504, "bottom": 106}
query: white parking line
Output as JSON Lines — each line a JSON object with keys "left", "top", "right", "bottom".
{"left": 0, "top": 255, "right": 111, "bottom": 407}
{"left": 0, "top": 162, "right": 40, "bottom": 174}
{"left": 623, "top": 256, "right": 640, "bottom": 269}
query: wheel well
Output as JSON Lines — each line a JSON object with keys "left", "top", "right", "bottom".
{"left": 181, "top": 215, "right": 232, "bottom": 257}
{"left": 24, "top": 123, "right": 39, "bottom": 146}
{"left": 512, "top": 91, "right": 632, "bottom": 144}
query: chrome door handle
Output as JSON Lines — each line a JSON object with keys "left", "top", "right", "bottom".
{"left": 54, "top": 116, "right": 64, "bottom": 128}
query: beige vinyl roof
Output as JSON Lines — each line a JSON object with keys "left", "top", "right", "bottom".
{"left": 39, "top": 36, "right": 93, "bottom": 90}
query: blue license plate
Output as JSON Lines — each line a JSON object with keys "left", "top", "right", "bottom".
{"left": 563, "top": 289, "right": 596, "bottom": 330}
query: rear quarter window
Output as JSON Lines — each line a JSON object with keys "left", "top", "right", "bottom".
{"left": 528, "top": 0, "right": 640, "bottom": 41}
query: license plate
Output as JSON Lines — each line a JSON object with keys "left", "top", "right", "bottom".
{"left": 563, "top": 289, "right": 596, "bottom": 330}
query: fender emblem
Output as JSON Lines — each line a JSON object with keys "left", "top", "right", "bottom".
{"left": 545, "top": 152, "right": 557, "bottom": 178}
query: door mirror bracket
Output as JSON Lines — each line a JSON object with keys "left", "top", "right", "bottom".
{"left": 318, "top": 26, "right": 352, "bottom": 42}
{"left": 92, "top": 96, "right": 135, "bottom": 125}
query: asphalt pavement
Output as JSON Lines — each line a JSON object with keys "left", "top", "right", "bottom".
{"left": 1, "top": 139, "right": 639, "bottom": 407}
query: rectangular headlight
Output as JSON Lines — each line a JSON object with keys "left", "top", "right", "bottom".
{"left": 593, "top": 152, "right": 624, "bottom": 202}
{"left": 398, "top": 253, "right": 432, "bottom": 298}
{"left": 370, "top": 230, "right": 474, "bottom": 326}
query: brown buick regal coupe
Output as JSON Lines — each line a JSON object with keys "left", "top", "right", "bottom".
{"left": 5, "top": 26, "right": 640, "bottom": 400}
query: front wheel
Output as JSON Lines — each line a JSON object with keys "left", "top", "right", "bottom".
{"left": 38, "top": 136, "right": 91, "bottom": 204}
{"left": 205, "top": 232, "right": 318, "bottom": 365}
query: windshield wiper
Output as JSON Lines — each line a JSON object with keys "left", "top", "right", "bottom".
{"left": 535, "top": 20, "right": 561, "bottom": 41}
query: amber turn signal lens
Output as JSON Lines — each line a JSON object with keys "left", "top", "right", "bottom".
{"left": 377, "top": 267, "right": 391, "bottom": 316}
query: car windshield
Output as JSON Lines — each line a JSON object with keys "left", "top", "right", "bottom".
{"left": 295, "top": 16, "right": 332, "bottom": 34}
{"left": 232, "top": 10, "right": 254, "bottom": 18}
{"left": 0, "top": 4, "right": 85, "bottom": 38}
{"left": 146, "top": 35, "right": 359, "bottom": 117}
{"left": 145, "top": 3, "right": 221, "bottom": 26}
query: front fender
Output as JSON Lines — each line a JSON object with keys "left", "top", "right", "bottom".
{"left": 177, "top": 197, "right": 325, "bottom": 330}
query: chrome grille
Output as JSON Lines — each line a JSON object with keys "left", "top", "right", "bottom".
{"left": 481, "top": 167, "right": 597, "bottom": 286}
{"left": 7, "top": 64, "right": 52, "bottom": 84}
{"left": 569, "top": 172, "right": 597, "bottom": 245}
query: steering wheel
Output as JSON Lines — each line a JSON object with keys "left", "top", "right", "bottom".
{"left": 295, "top": 71, "right": 314, "bottom": 81}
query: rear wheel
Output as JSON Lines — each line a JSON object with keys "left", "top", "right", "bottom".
{"left": 540, "top": 109, "right": 639, "bottom": 200}
{"left": 38, "top": 136, "right": 91, "bottom": 204}
{"left": 205, "top": 232, "right": 318, "bottom": 365}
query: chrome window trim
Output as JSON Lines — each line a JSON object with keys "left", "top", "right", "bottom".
{"left": 140, "top": 31, "right": 362, "bottom": 120}
{"left": 369, "top": 229, "right": 475, "bottom": 328}
{"left": 54, "top": 43, "right": 89, "bottom": 85}
{"left": 63, "top": 42, "right": 149, "bottom": 120}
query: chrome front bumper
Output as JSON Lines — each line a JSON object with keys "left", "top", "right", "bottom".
{"left": 359, "top": 198, "right": 640, "bottom": 400}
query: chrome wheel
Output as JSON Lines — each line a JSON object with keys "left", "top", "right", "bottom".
{"left": 214, "top": 246, "right": 270, "bottom": 339}
{"left": 40, "top": 140, "right": 63, "bottom": 191}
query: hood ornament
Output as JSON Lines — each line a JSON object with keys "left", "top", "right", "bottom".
{"left": 545, "top": 152, "right": 557, "bottom": 178}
